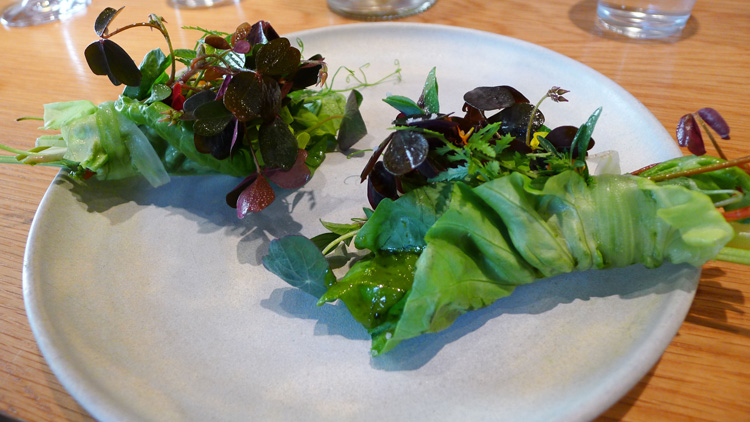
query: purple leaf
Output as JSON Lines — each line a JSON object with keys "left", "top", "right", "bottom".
{"left": 676, "top": 114, "right": 706, "bottom": 155}
{"left": 697, "top": 108, "right": 730, "bottom": 140}
{"left": 233, "top": 40, "right": 251, "bottom": 54}
{"left": 205, "top": 35, "right": 231, "bottom": 50}
{"left": 265, "top": 150, "right": 311, "bottom": 189}
{"left": 236, "top": 175, "right": 275, "bottom": 218}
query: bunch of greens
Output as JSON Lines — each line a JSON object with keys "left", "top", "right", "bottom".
{"left": 1, "top": 7, "right": 395, "bottom": 217}
{"left": 359, "top": 67, "right": 598, "bottom": 209}
{"left": 264, "top": 71, "right": 750, "bottom": 356}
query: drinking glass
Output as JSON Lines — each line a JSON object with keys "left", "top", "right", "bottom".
{"left": 1, "top": 0, "right": 90, "bottom": 27}
{"left": 596, "top": 0, "right": 697, "bottom": 39}
{"left": 328, "top": 0, "right": 436, "bottom": 20}
{"left": 171, "top": 0, "right": 237, "bottom": 8}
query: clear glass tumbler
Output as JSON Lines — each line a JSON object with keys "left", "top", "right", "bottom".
{"left": 171, "top": 0, "right": 236, "bottom": 8}
{"left": 596, "top": 0, "right": 697, "bottom": 39}
{"left": 327, "top": 0, "right": 436, "bottom": 20}
{"left": 1, "top": 0, "right": 90, "bottom": 27}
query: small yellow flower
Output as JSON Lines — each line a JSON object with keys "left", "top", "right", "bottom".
{"left": 530, "top": 131, "right": 549, "bottom": 150}
{"left": 458, "top": 127, "right": 475, "bottom": 145}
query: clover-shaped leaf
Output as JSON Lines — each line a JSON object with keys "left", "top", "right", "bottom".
{"left": 84, "top": 39, "right": 142, "bottom": 87}
{"left": 193, "top": 100, "right": 234, "bottom": 137}
{"left": 259, "top": 116, "right": 299, "bottom": 170}
{"left": 256, "top": 38, "right": 301, "bottom": 76}
{"left": 224, "top": 72, "right": 280, "bottom": 122}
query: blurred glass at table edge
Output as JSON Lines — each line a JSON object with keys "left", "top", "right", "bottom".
{"left": 328, "top": 0, "right": 436, "bottom": 20}
{"left": 1, "top": 0, "right": 90, "bottom": 27}
{"left": 170, "top": 0, "right": 237, "bottom": 8}
{"left": 597, "top": 0, "right": 697, "bottom": 39}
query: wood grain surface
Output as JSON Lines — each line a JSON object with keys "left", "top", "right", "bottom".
{"left": 1, "top": 0, "right": 748, "bottom": 421}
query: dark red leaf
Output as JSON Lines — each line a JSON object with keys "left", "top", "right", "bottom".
{"left": 205, "top": 35, "right": 231, "bottom": 50}
{"left": 233, "top": 40, "right": 251, "bottom": 54}
{"left": 265, "top": 150, "right": 311, "bottom": 189}
{"left": 697, "top": 108, "right": 730, "bottom": 140}
{"left": 676, "top": 114, "right": 705, "bottom": 155}
{"left": 237, "top": 175, "right": 276, "bottom": 218}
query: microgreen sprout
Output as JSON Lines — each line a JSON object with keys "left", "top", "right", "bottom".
{"left": 525, "top": 86, "right": 569, "bottom": 147}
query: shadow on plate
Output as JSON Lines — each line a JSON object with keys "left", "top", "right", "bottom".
{"left": 59, "top": 173, "right": 314, "bottom": 266}
{"left": 261, "top": 287, "right": 370, "bottom": 341}
{"left": 261, "top": 262, "right": 697, "bottom": 370}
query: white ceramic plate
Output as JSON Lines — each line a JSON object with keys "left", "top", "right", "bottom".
{"left": 24, "top": 23, "right": 695, "bottom": 422}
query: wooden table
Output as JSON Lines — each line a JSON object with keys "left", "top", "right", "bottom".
{"left": 1, "top": 0, "right": 748, "bottom": 420}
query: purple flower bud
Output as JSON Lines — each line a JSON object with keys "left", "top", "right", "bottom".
{"left": 676, "top": 113, "right": 706, "bottom": 155}
{"left": 697, "top": 107, "right": 730, "bottom": 140}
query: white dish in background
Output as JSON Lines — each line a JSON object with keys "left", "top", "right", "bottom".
{"left": 24, "top": 23, "right": 694, "bottom": 422}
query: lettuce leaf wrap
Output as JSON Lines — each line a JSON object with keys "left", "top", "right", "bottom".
{"left": 265, "top": 169, "right": 736, "bottom": 355}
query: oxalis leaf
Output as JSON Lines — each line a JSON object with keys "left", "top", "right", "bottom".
{"left": 259, "top": 116, "right": 299, "bottom": 170}
{"left": 337, "top": 90, "right": 367, "bottom": 150}
{"left": 263, "top": 235, "right": 333, "bottom": 297}
{"left": 237, "top": 175, "right": 275, "bottom": 217}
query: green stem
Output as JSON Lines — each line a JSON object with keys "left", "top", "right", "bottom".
{"left": 525, "top": 95, "right": 547, "bottom": 146}
{"left": 715, "top": 246, "right": 750, "bottom": 265}
{"left": 647, "top": 155, "right": 750, "bottom": 183}
{"left": 322, "top": 230, "right": 359, "bottom": 256}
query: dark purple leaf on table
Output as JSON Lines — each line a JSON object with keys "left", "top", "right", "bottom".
{"left": 676, "top": 114, "right": 706, "bottom": 155}
{"left": 697, "top": 108, "right": 730, "bottom": 139}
